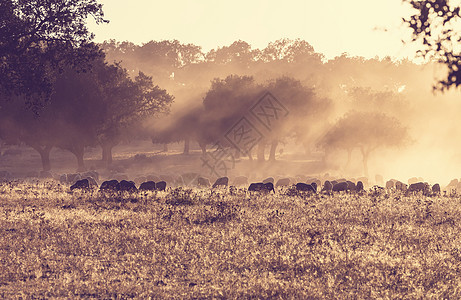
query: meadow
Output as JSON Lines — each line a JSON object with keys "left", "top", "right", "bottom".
{"left": 0, "top": 180, "right": 460, "bottom": 299}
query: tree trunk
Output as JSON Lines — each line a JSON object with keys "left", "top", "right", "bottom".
{"left": 247, "top": 149, "right": 253, "bottom": 161}
{"left": 257, "top": 141, "right": 265, "bottom": 161}
{"left": 38, "top": 146, "right": 52, "bottom": 171}
{"left": 183, "top": 138, "right": 190, "bottom": 155}
{"left": 198, "top": 141, "right": 207, "bottom": 154}
{"left": 101, "top": 144, "right": 114, "bottom": 166}
{"left": 30, "top": 144, "right": 52, "bottom": 171}
{"left": 269, "top": 140, "right": 278, "bottom": 161}
{"left": 234, "top": 149, "right": 241, "bottom": 159}
{"left": 71, "top": 145, "right": 85, "bottom": 172}
{"left": 361, "top": 147, "right": 370, "bottom": 178}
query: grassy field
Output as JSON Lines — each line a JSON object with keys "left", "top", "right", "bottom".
{"left": 0, "top": 181, "right": 461, "bottom": 299}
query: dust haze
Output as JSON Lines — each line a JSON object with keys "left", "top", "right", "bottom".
{"left": 2, "top": 39, "right": 461, "bottom": 187}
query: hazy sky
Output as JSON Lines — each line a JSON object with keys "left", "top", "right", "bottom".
{"left": 87, "top": 0, "right": 419, "bottom": 60}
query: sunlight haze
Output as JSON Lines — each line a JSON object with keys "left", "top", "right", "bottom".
{"left": 87, "top": 0, "right": 419, "bottom": 60}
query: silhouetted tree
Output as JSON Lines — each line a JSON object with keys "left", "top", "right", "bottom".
{"left": 0, "top": 0, "right": 107, "bottom": 109}
{"left": 404, "top": 0, "right": 461, "bottom": 90}
{"left": 95, "top": 63, "right": 174, "bottom": 165}
{"left": 264, "top": 76, "right": 332, "bottom": 160}
{"left": 319, "top": 111, "right": 408, "bottom": 177}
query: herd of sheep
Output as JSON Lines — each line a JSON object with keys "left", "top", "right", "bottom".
{"left": 63, "top": 171, "right": 451, "bottom": 197}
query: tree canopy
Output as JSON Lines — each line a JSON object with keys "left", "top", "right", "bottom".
{"left": 0, "top": 0, "right": 107, "bottom": 109}
{"left": 404, "top": 0, "right": 461, "bottom": 90}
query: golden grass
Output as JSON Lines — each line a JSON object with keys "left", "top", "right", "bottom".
{"left": 0, "top": 181, "right": 460, "bottom": 298}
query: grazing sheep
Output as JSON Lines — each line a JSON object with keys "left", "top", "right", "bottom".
{"left": 346, "top": 181, "right": 356, "bottom": 192}
{"left": 276, "top": 178, "right": 291, "bottom": 188}
{"left": 264, "top": 182, "right": 275, "bottom": 193}
{"left": 332, "top": 181, "right": 348, "bottom": 192}
{"left": 59, "top": 174, "right": 68, "bottom": 184}
{"left": 310, "top": 182, "right": 318, "bottom": 192}
{"left": 356, "top": 181, "right": 364, "bottom": 192}
{"left": 67, "top": 173, "right": 81, "bottom": 184}
{"left": 84, "top": 176, "right": 98, "bottom": 188}
{"left": 197, "top": 177, "right": 211, "bottom": 187}
{"left": 310, "top": 179, "right": 321, "bottom": 190}
{"left": 386, "top": 180, "right": 395, "bottom": 189}
{"left": 70, "top": 179, "right": 89, "bottom": 191}
{"left": 262, "top": 177, "right": 274, "bottom": 184}
{"left": 233, "top": 176, "right": 248, "bottom": 186}
{"left": 296, "top": 182, "right": 316, "bottom": 193}
{"left": 155, "top": 181, "right": 167, "bottom": 191}
{"left": 100, "top": 180, "right": 119, "bottom": 191}
{"left": 212, "top": 177, "right": 229, "bottom": 188}
{"left": 118, "top": 180, "right": 137, "bottom": 192}
{"left": 248, "top": 182, "right": 274, "bottom": 193}
{"left": 139, "top": 181, "right": 156, "bottom": 191}
{"left": 432, "top": 183, "right": 441, "bottom": 194}
{"left": 322, "top": 180, "right": 333, "bottom": 192}
{"left": 395, "top": 181, "right": 407, "bottom": 192}
{"left": 248, "top": 182, "right": 265, "bottom": 192}
{"left": 357, "top": 177, "right": 369, "bottom": 188}
{"left": 407, "top": 182, "right": 430, "bottom": 195}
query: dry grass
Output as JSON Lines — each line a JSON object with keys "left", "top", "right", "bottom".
{"left": 0, "top": 181, "right": 460, "bottom": 298}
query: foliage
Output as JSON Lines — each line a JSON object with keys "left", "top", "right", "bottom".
{"left": 0, "top": 0, "right": 107, "bottom": 109}
{"left": 404, "top": 0, "right": 461, "bottom": 90}
{"left": 319, "top": 111, "right": 408, "bottom": 152}
{"left": 0, "top": 181, "right": 460, "bottom": 298}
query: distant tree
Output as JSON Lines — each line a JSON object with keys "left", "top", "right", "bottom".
{"left": 0, "top": 66, "right": 103, "bottom": 171}
{"left": 264, "top": 76, "right": 332, "bottom": 160}
{"left": 0, "top": 0, "right": 107, "bottom": 109}
{"left": 200, "top": 75, "right": 264, "bottom": 158}
{"left": 205, "top": 40, "right": 260, "bottom": 66}
{"left": 50, "top": 68, "right": 103, "bottom": 171}
{"left": 319, "top": 111, "right": 409, "bottom": 177}
{"left": 95, "top": 63, "right": 174, "bottom": 165}
{"left": 262, "top": 38, "right": 324, "bottom": 64}
{"left": 403, "top": 0, "right": 461, "bottom": 90}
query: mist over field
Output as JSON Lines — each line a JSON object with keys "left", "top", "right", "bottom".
{"left": 2, "top": 38, "right": 461, "bottom": 187}
{"left": 5, "top": 0, "right": 461, "bottom": 298}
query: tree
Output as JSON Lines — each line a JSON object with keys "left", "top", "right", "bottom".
{"left": 404, "top": 0, "right": 461, "bottom": 90}
{"left": 264, "top": 76, "right": 332, "bottom": 160}
{"left": 95, "top": 63, "right": 174, "bottom": 165}
{"left": 0, "top": 65, "right": 103, "bottom": 171}
{"left": 0, "top": 0, "right": 107, "bottom": 109}
{"left": 319, "top": 111, "right": 408, "bottom": 177}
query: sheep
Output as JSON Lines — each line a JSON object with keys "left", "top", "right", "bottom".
{"left": 332, "top": 181, "right": 348, "bottom": 192}
{"left": 275, "top": 178, "right": 291, "bottom": 188}
{"left": 100, "top": 179, "right": 119, "bottom": 191}
{"left": 70, "top": 179, "right": 89, "bottom": 191}
{"left": 296, "top": 182, "right": 316, "bottom": 193}
{"left": 356, "top": 181, "right": 364, "bottom": 192}
{"left": 139, "top": 181, "right": 156, "bottom": 191}
{"left": 155, "top": 181, "right": 167, "bottom": 191}
{"left": 118, "top": 180, "right": 137, "bottom": 192}
{"left": 322, "top": 180, "right": 333, "bottom": 192}
{"left": 212, "top": 177, "right": 229, "bottom": 188}
{"left": 197, "top": 177, "right": 211, "bottom": 187}
{"left": 248, "top": 182, "right": 275, "bottom": 193}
